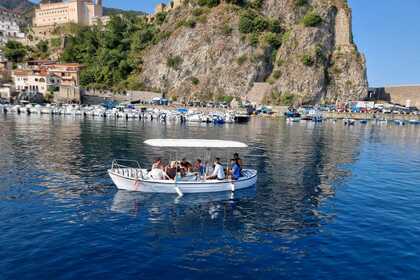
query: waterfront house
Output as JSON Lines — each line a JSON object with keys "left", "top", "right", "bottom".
{"left": 12, "top": 69, "right": 61, "bottom": 96}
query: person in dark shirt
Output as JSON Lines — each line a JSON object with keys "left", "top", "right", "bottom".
{"left": 230, "top": 158, "right": 241, "bottom": 180}
{"left": 180, "top": 158, "right": 192, "bottom": 173}
{"left": 165, "top": 161, "right": 177, "bottom": 180}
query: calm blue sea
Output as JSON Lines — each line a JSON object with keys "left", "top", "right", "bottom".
{"left": 0, "top": 114, "right": 419, "bottom": 279}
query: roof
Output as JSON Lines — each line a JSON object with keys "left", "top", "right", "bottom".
{"left": 144, "top": 139, "right": 248, "bottom": 148}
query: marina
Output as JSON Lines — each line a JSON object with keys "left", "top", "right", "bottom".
{"left": 0, "top": 103, "right": 250, "bottom": 124}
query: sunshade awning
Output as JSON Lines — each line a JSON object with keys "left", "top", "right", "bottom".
{"left": 144, "top": 139, "right": 248, "bottom": 148}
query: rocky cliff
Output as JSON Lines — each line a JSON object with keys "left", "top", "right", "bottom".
{"left": 138, "top": 0, "right": 368, "bottom": 105}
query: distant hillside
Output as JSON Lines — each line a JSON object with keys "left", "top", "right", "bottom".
{"left": 0, "top": 0, "right": 34, "bottom": 13}
{"left": 103, "top": 7, "right": 146, "bottom": 17}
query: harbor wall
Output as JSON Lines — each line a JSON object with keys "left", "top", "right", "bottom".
{"left": 323, "top": 112, "right": 420, "bottom": 121}
{"left": 384, "top": 86, "right": 420, "bottom": 108}
{"left": 82, "top": 90, "right": 162, "bottom": 105}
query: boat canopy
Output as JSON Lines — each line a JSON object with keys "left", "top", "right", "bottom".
{"left": 144, "top": 139, "right": 248, "bottom": 148}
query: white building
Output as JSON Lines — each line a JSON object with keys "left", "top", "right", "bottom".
{"left": 0, "top": 8, "right": 25, "bottom": 45}
{"left": 12, "top": 69, "right": 60, "bottom": 95}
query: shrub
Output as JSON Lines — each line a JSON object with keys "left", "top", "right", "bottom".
{"left": 294, "top": 0, "right": 308, "bottom": 7}
{"left": 315, "top": 45, "right": 326, "bottom": 63}
{"left": 280, "top": 92, "right": 295, "bottom": 106}
{"left": 197, "top": 0, "right": 220, "bottom": 8}
{"left": 238, "top": 11, "right": 255, "bottom": 33}
{"left": 276, "top": 58, "right": 284, "bottom": 67}
{"left": 249, "top": 0, "right": 264, "bottom": 9}
{"left": 272, "top": 70, "right": 281, "bottom": 79}
{"left": 155, "top": 12, "right": 167, "bottom": 25}
{"left": 167, "top": 55, "right": 183, "bottom": 69}
{"left": 237, "top": 54, "right": 248, "bottom": 65}
{"left": 191, "top": 76, "right": 200, "bottom": 85}
{"left": 50, "top": 37, "right": 61, "bottom": 48}
{"left": 220, "top": 23, "right": 233, "bottom": 36}
{"left": 249, "top": 33, "right": 259, "bottom": 46}
{"left": 192, "top": 7, "right": 208, "bottom": 16}
{"left": 301, "top": 54, "right": 315, "bottom": 66}
{"left": 281, "top": 30, "right": 291, "bottom": 43}
{"left": 253, "top": 16, "right": 269, "bottom": 32}
{"left": 302, "top": 11, "right": 323, "bottom": 27}
{"left": 196, "top": 15, "right": 208, "bottom": 24}
{"left": 184, "top": 18, "right": 196, "bottom": 28}
{"left": 268, "top": 19, "right": 282, "bottom": 33}
{"left": 263, "top": 32, "right": 281, "bottom": 48}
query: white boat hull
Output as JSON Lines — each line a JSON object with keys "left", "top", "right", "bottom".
{"left": 108, "top": 168, "right": 257, "bottom": 193}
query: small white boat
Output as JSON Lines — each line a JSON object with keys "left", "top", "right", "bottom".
{"left": 108, "top": 139, "right": 258, "bottom": 195}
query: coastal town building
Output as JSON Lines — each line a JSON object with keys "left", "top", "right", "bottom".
{"left": 0, "top": 8, "right": 26, "bottom": 59}
{"left": 12, "top": 62, "right": 83, "bottom": 103}
{"left": 33, "top": 0, "right": 106, "bottom": 39}
{"left": 0, "top": 8, "right": 25, "bottom": 44}
{"left": 13, "top": 69, "right": 61, "bottom": 95}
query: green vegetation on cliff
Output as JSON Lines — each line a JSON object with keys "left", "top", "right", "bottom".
{"left": 60, "top": 15, "right": 161, "bottom": 90}
{"left": 57, "top": 1, "right": 284, "bottom": 91}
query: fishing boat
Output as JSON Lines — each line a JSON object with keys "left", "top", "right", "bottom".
{"left": 108, "top": 139, "right": 258, "bottom": 195}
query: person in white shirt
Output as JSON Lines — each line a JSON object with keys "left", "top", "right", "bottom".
{"left": 206, "top": 158, "right": 225, "bottom": 180}
{"left": 149, "top": 158, "right": 170, "bottom": 180}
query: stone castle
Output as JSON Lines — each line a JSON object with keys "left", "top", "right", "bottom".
{"left": 33, "top": 0, "right": 106, "bottom": 39}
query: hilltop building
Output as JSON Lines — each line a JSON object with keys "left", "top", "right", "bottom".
{"left": 33, "top": 0, "right": 107, "bottom": 39}
{"left": 148, "top": 0, "right": 184, "bottom": 21}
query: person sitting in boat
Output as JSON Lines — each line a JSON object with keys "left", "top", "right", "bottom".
{"left": 233, "top": 153, "right": 243, "bottom": 174}
{"left": 230, "top": 158, "right": 241, "bottom": 180}
{"left": 193, "top": 159, "right": 206, "bottom": 179}
{"left": 193, "top": 159, "right": 206, "bottom": 173}
{"left": 165, "top": 161, "right": 177, "bottom": 180}
{"left": 206, "top": 158, "right": 225, "bottom": 180}
{"left": 149, "top": 158, "right": 170, "bottom": 180}
{"left": 151, "top": 158, "right": 162, "bottom": 170}
{"left": 180, "top": 158, "right": 192, "bottom": 173}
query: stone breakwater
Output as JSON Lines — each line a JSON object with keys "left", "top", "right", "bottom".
{"left": 323, "top": 112, "right": 420, "bottom": 121}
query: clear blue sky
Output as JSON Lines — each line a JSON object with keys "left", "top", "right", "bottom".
{"left": 31, "top": 0, "right": 420, "bottom": 87}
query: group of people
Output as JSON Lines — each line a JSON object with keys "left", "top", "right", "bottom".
{"left": 148, "top": 153, "right": 243, "bottom": 181}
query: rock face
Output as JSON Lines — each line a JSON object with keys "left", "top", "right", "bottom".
{"left": 138, "top": 0, "right": 368, "bottom": 104}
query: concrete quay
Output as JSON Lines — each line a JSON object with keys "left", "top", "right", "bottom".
{"left": 323, "top": 112, "right": 420, "bottom": 121}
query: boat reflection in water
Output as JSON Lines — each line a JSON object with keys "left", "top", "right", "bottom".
{"left": 111, "top": 187, "right": 257, "bottom": 216}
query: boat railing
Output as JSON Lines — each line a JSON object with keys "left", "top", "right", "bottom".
{"left": 111, "top": 159, "right": 144, "bottom": 179}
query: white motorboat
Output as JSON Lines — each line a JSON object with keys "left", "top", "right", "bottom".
{"left": 108, "top": 139, "right": 258, "bottom": 195}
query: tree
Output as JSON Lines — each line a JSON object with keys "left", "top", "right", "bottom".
{"left": 2, "top": 41, "right": 27, "bottom": 63}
